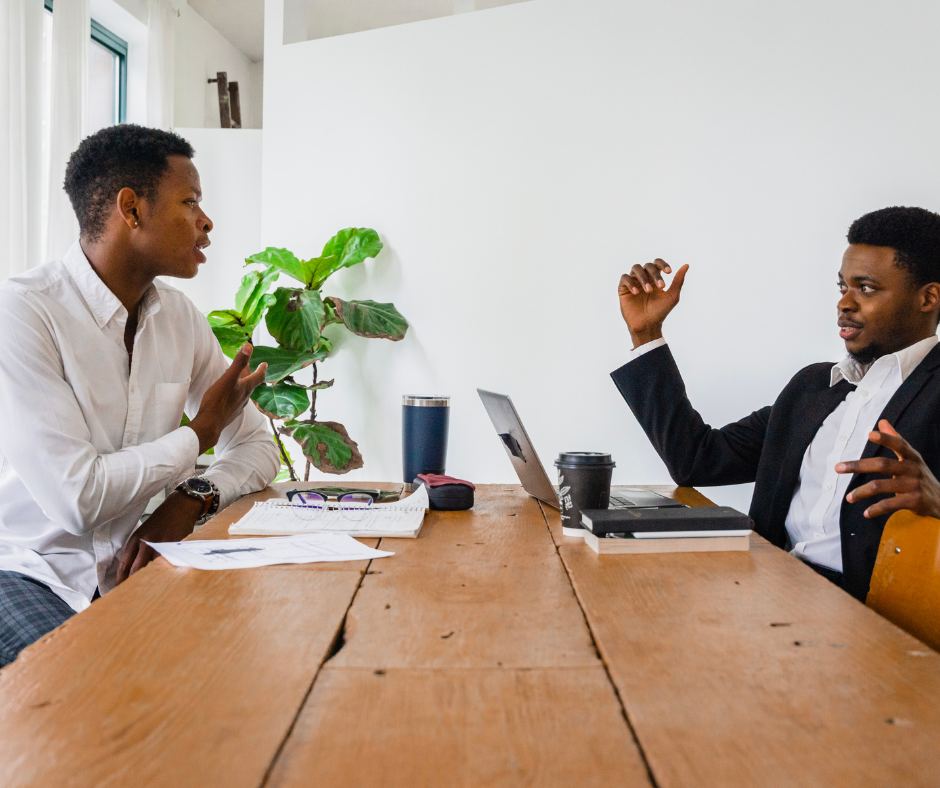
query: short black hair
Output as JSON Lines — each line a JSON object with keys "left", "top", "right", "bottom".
{"left": 847, "top": 206, "right": 940, "bottom": 287}
{"left": 64, "top": 124, "right": 194, "bottom": 241}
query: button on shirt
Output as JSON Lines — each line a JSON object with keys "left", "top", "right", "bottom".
{"left": 628, "top": 334, "right": 939, "bottom": 573}
{"left": 0, "top": 242, "right": 280, "bottom": 612}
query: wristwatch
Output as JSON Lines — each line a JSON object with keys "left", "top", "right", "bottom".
{"left": 175, "top": 477, "right": 220, "bottom": 518}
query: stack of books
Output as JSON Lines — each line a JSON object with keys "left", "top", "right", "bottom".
{"left": 580, "top": 506, "right": 752, "bottom": 555}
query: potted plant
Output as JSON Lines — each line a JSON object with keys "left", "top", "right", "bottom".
{"left": 206, "top": 228, "right": 408, "bottom": 480}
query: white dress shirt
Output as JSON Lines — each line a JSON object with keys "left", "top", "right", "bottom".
{"left": 783, "top": 334, "right": 937, "bottom": 571}
{"left": 627, "top": 334, "right": 939, "bottom": 572}
{"left": 0, "top": 242, "right": 279, "bottom": 611}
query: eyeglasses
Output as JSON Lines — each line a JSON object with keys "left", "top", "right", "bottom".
{"left": 290, "top": 491, "right": 373, "bottom": 522}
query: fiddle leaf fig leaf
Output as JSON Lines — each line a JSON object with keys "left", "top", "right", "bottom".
{"left": 265, "top": 287, "right": 326, "bottom": 352}
{"left": 207, "top": 309, "right": 243, "bottom": 329}
{"left": 327, "top": 298, "right": 409, "bottom": 341}
{"left": 289, "top": 421, "right": 363, "bottom": 474}
{"left": 235, "top": 267, "right": 279, "bottom": 324}
{"left": 306, "top": 228, "right": 383, "bottom": 289}
{"left": 210, "top": 323, "right": 252, "bottom": 359}
{"left": 248, "top": 345, "right": 327, "bottom": 383}
{"left": 245, "top": 247, "right": 306, "bottom": 285}
{"left": 251, "top": 382, "right": 310, "bottom": 420}
{"left": 309, "top": 378, "right": 334, "bottom": 391}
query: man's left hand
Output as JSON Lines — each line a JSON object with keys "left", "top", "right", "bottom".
{"left": 835, "top": 419, "right": 940, "bottom": 519}
{"left": 116, "top": 491, "right": 204, "bottom": 584}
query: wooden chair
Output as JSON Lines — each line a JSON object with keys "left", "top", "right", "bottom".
{"left": 866, "top": 510, "right": 940, "bottom": 652}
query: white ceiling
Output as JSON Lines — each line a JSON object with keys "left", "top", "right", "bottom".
{"left": 188, "top": 0, "right": 266, "bottom": 62}
{"left": 185, "top": 0, "right": 531, "bottom": 61}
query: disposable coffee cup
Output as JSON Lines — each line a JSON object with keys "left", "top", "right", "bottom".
{"left": 554, "top": 452, "right": 615, "bottom": 537}
{"left": 402, "top": 396, "right": 450, "bottom": 484}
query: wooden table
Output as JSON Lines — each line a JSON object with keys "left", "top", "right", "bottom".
{"left": 0, "top": 484, "right": 938, "bottom": 787}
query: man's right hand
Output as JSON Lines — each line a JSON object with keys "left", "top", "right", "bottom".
{"left": 618, "top": 259, "right": 689, "bottom": 348}
{"left": 186, "top": 344, "right": 267, "bottom": 455}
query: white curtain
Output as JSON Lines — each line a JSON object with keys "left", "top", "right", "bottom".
{"left": 45, "top": 0, "right": 89, "bottom": 263}
{"left": 1, "top": 0, "right": 43, "bottom": 278}
{"left": 147, "top": 0, "right": 176, "bottom": 130}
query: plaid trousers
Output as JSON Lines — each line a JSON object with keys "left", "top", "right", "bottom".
{"left": 0, "top": 571, "right": 75, "bottom": 668}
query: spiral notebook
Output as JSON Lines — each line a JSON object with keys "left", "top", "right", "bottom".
{"left": 229, "top": 484, "right": 429, "bottom": 539}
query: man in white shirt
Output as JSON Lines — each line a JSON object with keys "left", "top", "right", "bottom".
{"left": 611, "top": 206, "right": 940, "bottom": 600}
{"left": 0, "top": 125, "right": 279, "bottom": 666}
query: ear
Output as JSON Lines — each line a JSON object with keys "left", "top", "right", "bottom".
{"left": 116, "top": 187, "right": 142, "bottom": 230}
{"left": 919, "top": 281, "right": 940, "bottom": 316}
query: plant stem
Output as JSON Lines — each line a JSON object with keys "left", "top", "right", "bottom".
{"left": 269, "top": 416, "right": 297, "bottom": 482}
{"left": 303, "top": 362, "right": 317, "bottom": 482}
{"left": 309, "top": 362, "right": 318, "bottom": 423}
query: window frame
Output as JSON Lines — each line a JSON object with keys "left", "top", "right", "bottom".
{"left": 44, "top": 0, "right": 128, "bottom": 124}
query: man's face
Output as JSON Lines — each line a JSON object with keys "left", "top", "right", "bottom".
{"left": 837, "top": 244, "right": 927, "bottom": 363}
{"left": 133, "top": 155, "right": 212, "bottom": 279}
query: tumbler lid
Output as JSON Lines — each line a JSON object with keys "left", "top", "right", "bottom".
{"left": 402, "top": 395, "right": 451, "bottom": 407}
{"left": 555, "top": 452, "right": 615, "bottom": 467}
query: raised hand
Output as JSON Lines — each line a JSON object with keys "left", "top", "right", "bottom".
{"left": 186, "top": 343, "right": 267, "bottom": 455}
{"left": 836, "top": 419, "right": 940, "bottom": 519}
{"left": 618, "top": 259, "right": 689, "bottom": 348}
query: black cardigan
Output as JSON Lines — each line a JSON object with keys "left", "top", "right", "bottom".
{"left": 611, "top": 343, "right": 940, "bottom": 601}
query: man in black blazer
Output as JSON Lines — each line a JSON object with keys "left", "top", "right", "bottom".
{"left": 611, "top": 207, "right": 940, "bottom": 601}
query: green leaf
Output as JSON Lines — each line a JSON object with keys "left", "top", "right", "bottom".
{"left": 207, "top": 309, "right": 243, "bottom": 329}
{"left": 246, "top": 247, "right": 306, "bottom": 285}
{"left": 211, "top": 324, "right": 252, "bottom": 358}
{"left": 235, "top": 267, "right": 279, "bottom": 325}
{"left": 305, "top": 228, "right": 383, "bottom": 289}
{"left": 309, "top": 378, "right": 334, "bottom": 391}
{"left": 326, "top": 298, "right": 409, "bottom": 341}
{"left": 251, "top": 382, "right": 310, "bottom": 420}
{"left": 248, "top": 345, "right": 327, "bottom": 383}
{"left": 264, "top": 287, "right": 326, "bottom": 352}
{"left": 290, "top": 421, "right": 363, "bottom": 475}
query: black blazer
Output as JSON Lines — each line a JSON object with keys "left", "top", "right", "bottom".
{"left": 611, "top": 343, "right": 940, "bottom": 601}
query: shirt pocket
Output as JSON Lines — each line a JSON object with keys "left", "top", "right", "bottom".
{"left": 155, "top": 381, "right": 191, "bottom": 438}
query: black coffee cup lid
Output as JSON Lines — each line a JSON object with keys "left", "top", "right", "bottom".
{"left": 555, "top": 452, "right": 615, "bottom": 467}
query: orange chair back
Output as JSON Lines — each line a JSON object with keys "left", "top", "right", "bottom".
{"left": 866, "top": 510, "right": 940, "bottom": 652}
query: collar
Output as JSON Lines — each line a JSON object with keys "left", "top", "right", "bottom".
{"left": 830, "top": 334, "right": 939, "bottom": 387}
{"left": 63, "top": 241, "right": 162, "bottom": 329}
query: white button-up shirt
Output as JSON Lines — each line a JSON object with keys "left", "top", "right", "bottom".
{"left": 0, "top": 242, "right": 279, "bottom": 611}
{"left": 629, "top": 334, "right": 939, "bottom": 572}
{"left": 784, "top": 334, "right": 938, "bottom": 571}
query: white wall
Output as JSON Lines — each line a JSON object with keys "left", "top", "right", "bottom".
{"left": 175, "top": 2, "right": 263, "bottom": 129}
{"left": 164, "top": 129, "right": 263, "bottom": 312}
{"left": 259, "top": 0, "right": 940, "bottom": 508}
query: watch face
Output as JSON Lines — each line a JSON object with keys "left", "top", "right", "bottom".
{"left": 188, "top": 478, "right": 213, "bottom": 495}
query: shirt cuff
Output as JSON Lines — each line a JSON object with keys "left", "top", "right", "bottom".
{"left": 163, "top": 426, "right": 201, "bottom": 478}
{"left": 628, "top": 337, "right": 667, "bottom": 361}
{"left": 199, "top": 467, "right": 236, "bottom": 511}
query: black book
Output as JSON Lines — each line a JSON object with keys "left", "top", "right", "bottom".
{"left": 580, "top": 506, "right": 753, "bottom": 536}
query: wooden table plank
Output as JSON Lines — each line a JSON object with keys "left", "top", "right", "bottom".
{"left": 266, "top": 667, "right": 652, "bottom": 788}
{"left": 0, "top": 563, "right": 362, "bottom": 788}
{"left": 0, "top": 483, "right": 402, "bottom": 787}
{"left": 560, "top": 530, "right": 940, "bottom": 787}
{"left": 330, "top": 485, "right": 599, "bottom": 669}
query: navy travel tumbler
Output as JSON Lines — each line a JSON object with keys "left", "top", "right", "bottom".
{"left": 402, "top": 396, "right": 450, "bottom": 483}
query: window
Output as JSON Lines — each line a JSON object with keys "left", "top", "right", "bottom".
{"left": 43, "top": 1, "right": 128, "bottom": 132}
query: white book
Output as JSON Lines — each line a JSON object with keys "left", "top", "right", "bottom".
{"left": 229, "top": 485, "right": 429, "bottom": 539}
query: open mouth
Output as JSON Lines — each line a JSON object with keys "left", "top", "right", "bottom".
{"left": 194, "top": 239, "right": 210, "bottom": 262}
{"left": 838, "top": 322, "right": 862, "bottom": 341}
